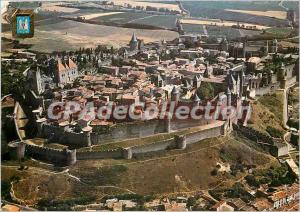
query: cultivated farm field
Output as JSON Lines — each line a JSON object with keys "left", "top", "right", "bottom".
{"left": 225, "top": 9, "right": 287, "bottom": 20}
{"left": 181, "top": 19, "right": 270, "bottom": 30}
{"left": 130, "top": 15, "right": 178, "bottom": 29}
{"left": 182, "top": 24, "right": 205, "bottom": 34}
{"left": 2, "top": 19, "right": 178, "bottom": 53}
{"left": 90, "top": 12, "right": 152, "bottom": 24}
{"left": 89, "top": 11, "right": 178, "bottom": 30}
{"left": 179, "top": 1, "right": 294, "bottom": 27}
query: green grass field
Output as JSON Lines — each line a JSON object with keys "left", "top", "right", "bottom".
{"left": 160, "top": 1, "right": 299, "bottom": 11}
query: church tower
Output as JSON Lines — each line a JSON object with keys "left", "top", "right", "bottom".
{"left": 193, "top": 75, "right": 201, "bottom": 88}
{"left": 171, "top": 86, "right": 180, "bottom": 103}
{"left": 220, "top": 37, "right": 229, "bottom": 51}
{"left": 287, "top": 9, "right": 296, "bottom": 26}
{"left": 226, "top": 87, "right": 231, "bottom": 107}
{"left": 272, "top": 39, "right": 278, "bottom": 53}
{"left": 175, "top": 19, "right": 184, "bottom": 34}
{"left": 193, "top": 93, "right": 201, "bottom": 106}
{"left": 129, "top": 33, "right": 138, "bottom": 51}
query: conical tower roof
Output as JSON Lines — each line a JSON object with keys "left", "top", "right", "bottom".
{"left": 130, "top": 33, "right": 138, "bottom": 43}
{"left": 194, "top": 93, "right": 201, "bottom": 102}
{"left": 193, "top": 75, "right": 199, "bottom": 81}
{"left": 171, "top": 86, "right": 179, "bottom": 94}
{"left": 221, "top": 36, "right": 228, "bottom": 43}
{"left": 227, "top": 87, "right": 231, "bottom": 94}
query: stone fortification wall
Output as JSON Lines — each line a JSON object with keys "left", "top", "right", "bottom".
{"left": 169, "top": 119, "right": 212, "bottom": 131}
{"left": 25, "top": 144, "right": 76, "bottom": 165}
{"left": 233, "top": 124, "right": 274, "bottom": 145}
{"left": 233, "top": 124, "right": 288, "bottom": 157}
{"left": 76, "top": 149, "right": 123, "bottom": 160}
{"left": 90, "top": 119, "right": 168, "bottom": 145}
{"left": 285, "top": 64, "right": 296, "bottom": 79}
{"left": 286, "top": 76, "right": 297, "bottom": 87}
{"left": 77, "top": 122, "right": 226, "bottom": 160}
{"left": 250, "top": 70, "right": 297, "bottom": 98}
{"left": 131, "top": 138, "right": 176, "bottom": 155}
{"left": 254, "top": 82, "right": 280, "bottom": 96}
{"left": 185, "top": 124, "right": 224, "bottom": 145}
{"left": 39, "top": 115, "right": 221, "bottom": 147}
{"left": 14, "top": 102, "right": 25, "bottom": 140}
{"left": 128, "top": 122, "right": 225, "bottom": 157}
{"left": 41, "top": 124, "right": 90, "bottom": 147}
{"left": 91, "top": 119, "right": 216, "bottom": 145}
{"left": 25, "top": 121, "right": 227, "bottom": 164}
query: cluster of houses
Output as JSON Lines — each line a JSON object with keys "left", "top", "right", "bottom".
{"left": 57, "top": 182, "right": 299, "bottom": 211}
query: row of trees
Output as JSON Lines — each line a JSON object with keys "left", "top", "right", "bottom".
{"left": 123, "top": 3, "right": 180, "bottom": 15}
{"left": 245, "top": 164, "right": 297, "bottom": 188}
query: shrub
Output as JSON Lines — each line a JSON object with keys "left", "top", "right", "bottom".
{"left": 245, "top": 175, "right": 260, "bottom": 187}
{"left": 208, "top": 189, "right": 222, "bottom": 200}
{"left": 1, "top": 181, "right": 12, "bottom": 201}
{"left": 211, "top": 168, "right": 218, "bottom": 176}
{"left": 197, "top": 82, "right": 215, "bottom": 101}
{"left": 290, "top": 133, "right": 299, "bottom": 146}
{"left": 187, "top": 197, "right": 197, "bottom": 207}
{"left": 258, "top": 177, "right": 271, "bottom": 185}
{"left": 266, "top": 126, "right": 284, "bottom": 138}
{"left": 287, "top": 119, "right": 299, "bottom": 130}
{"left": 37, "top": 196, "right": 96, "bottom": 210}
{"left": 247, "top": 119, "right": 254, "bottom": 124}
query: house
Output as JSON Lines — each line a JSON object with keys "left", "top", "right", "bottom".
{"left": 246, "top": 57, "right": 261, "bottom": 73}
{"left": 119, "top": 200, "right": 137, "bottom": 209}
{"left": 1, "top": 204, "right": 20, "bottom": 212}
{"left": 179, "top": 34, "right": 199, "bottom": 44}
{"left": 164, "top": 201, "right": 187, "bottom": 211}
{"left": 269, "top": 184, "right": 299, "bottom": 210}
{"left": 228, "top": 42, "right": 245, "bottom": 58}
{"left": 270, "top": 191, "right": 288, "bottom": 209}
{"left": 144, "top": 199, "right": 162, "bottom": 210}
{"left": 252, "top": 198, "right": 273, "bottom": 211}
{"left": 102, "top": 66, "right": 119, "bottom": 76}
{"left": 285, "top": 159, "right": 299, "bottom": 178}
{"left": 271, "top": 141, "right": 289, "bottom": 157}
{"left": 211, "top": 201, "right": 234, "bottom": 211}
{"left": 56, "top": 58, "right": 78, "bottom": 84}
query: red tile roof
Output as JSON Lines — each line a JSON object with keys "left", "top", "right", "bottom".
{"left": 68, "top": 58, "right": 77, "bottom": 69}
{"left": 211, "top": 200, "right": 226, "bottom": 209}
{"left": 272, "top": 191, "right": 287, "bottom": 201}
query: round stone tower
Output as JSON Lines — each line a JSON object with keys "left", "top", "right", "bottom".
{"left": 122, "top": 147, "right": 132, "bottom": 159}
{"left": 175, "top": 135, "right": 186, "bottom": 150}
{"left": 171, "top": 86, "right": 180, "bottom": 103}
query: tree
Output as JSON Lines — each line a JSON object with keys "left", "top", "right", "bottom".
{"left": 290, "top": 133, "right": 299, "bottom": 146}
{"left": 266, "top": 126, "right": 284, "bottom": 138}
{"left": 245, "top": 175, "right": 260, "bottom": 187}
{"left": 197, "top": 82, "right": 215, "bottom": 100}
{"left": 211, "top": 168, "right": 218, "bottom": 176}
{"left": 287, "top": 119, "right": 299, "bottom": 130}
{"left": 187, "top": 197, "right": 197, "bottom": 208}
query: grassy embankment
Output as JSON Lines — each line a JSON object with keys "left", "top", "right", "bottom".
{"left": 248, "top": 91, "right": 286, "bottom": 138}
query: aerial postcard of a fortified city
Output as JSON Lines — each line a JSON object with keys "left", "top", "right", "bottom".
{"left": 1, "top": 0, "right": 299, "bottom": 211}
